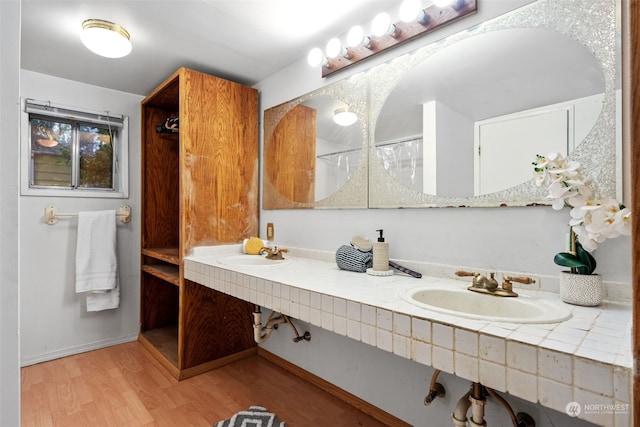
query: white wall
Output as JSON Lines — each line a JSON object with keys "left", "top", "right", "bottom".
{"left": 0, "top": 1, "right": 22, "bottom": 425}
{"left": 254, "top": 2, "right": 629, "bottom": 426}
{"left": 19, "top": 70, "right": 143, "bottom": 365}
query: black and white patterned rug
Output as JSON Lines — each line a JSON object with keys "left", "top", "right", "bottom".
{"left": 214, "top": 405, "right": 286, "bottom": 427}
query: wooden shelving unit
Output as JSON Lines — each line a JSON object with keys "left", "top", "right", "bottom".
{"left": 140, "top": 67, "right": 259, "bottom": 380}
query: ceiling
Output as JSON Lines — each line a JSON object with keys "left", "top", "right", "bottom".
{"left": 21, "top": 0, "right": 398, "bottom": 96}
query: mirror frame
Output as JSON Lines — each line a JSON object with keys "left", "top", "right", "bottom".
{"left": 263, "top": 74, "right": 369, "bottom": 209}
{"left": 263, "top": 0, "right": 620, "bottom": 209}
{"left": 369, "top": 0, "right": 619, "bottom": 207}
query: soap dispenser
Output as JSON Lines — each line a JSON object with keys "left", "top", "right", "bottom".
{"left": 372, "top": 229, "right": 390, "bottom": 272}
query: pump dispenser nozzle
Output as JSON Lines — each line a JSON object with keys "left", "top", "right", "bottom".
{"left": 369, "top": 228, "right": 391, "bottom": 274}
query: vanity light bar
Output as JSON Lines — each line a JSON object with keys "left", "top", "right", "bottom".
{"left": 313, "top": 0, "right": 477, "bottom": 77}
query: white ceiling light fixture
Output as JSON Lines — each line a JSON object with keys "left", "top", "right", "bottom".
{"left": 333, "top": 108, "right": 358, "bottom": 126}
{"left": 310, "top": 0, "right": 476, "bottom": 77}
{"left": 81, "top": 19, "right": 132, "bottom": 58}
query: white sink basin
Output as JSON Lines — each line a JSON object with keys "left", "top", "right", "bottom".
{"left": 400, "top": 287, "right": 572, "bottom": 323}
{"left": 217, "top": 255, "right": 291, "bottom": 267}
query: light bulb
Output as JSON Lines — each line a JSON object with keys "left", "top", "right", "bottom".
{"left": 347, "top": 25, "right": 370, "bottom": 48}
{"left": 307, "top": 47, "right": 325, "bottom": 67}
{"left": 399, "top": 0, "right": 422, "bottom": 22}
{"left": 371, "top": 12, "right": 395, "bottom": 37}
{"left": 326, "top": 37, "right": 347, "bottom": 59}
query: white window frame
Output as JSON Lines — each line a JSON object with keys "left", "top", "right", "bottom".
{"left": 20, "top": 98, "right": 129, "bottom": 198}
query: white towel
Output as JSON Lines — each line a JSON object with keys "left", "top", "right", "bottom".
{"left": 75, "top": 210, "right": 120, "bottom": 311}
{"left": 86, "top": 286, "right": 120, "bottom": 312}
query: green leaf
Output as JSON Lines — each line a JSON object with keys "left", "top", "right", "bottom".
{"left": 554, "top": 252, "right": 585, "bottom": 268}
{"left": 553, "top": 242, "right": 597, "bottom": 275}
{"left": 575, "top": 242, "right": 596, "bottom": 275}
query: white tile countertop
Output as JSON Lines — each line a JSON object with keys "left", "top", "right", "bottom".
{"left": 184, "top": 245, "right": 632, "bottom": 427}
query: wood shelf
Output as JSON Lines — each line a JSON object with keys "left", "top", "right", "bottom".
{"left": 141, "top": 264, "right": 180, "bottom": 286}
{"left": 140, "top": 326, "right": 178, "bottom": 365}
{"left": 142, "top": 247, "right": 179, "bottom": 265}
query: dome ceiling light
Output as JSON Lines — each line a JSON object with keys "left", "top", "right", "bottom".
{"left": 81, "top": 19, "right": 132, "bottom": 58}
{"left": 333, "top": 108, "right": 358, "bottom": 127}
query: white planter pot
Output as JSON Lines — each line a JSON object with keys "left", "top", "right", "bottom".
{"left": 559, "top": 271, "right": 603, "bottom": 306}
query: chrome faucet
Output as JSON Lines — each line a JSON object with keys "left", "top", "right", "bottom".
{"left": 260, "top": 246, "right": 289, "bottom": 260}
{"left": 455, "top": 271, "right": 535, "bottom": 297}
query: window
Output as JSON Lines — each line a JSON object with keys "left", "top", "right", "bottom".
{"left": 21, "top": 99, "right": 129, "bottom": 198}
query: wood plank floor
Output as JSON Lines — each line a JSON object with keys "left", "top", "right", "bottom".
{"left": 21, "top": 341, "right": 390, "bottom": 427}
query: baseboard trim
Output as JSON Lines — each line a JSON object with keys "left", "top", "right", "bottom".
{"left": 20, "top": 333, "right": 139, "bottom": 367}
{"left": 257, "top": 348, "right": 411, "bottom": 427}
{"left": 178, "top": 347, "right": 258, "bottom": 380}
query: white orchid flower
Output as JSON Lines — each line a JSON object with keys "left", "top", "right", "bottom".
{"left": 579, "top": 237, "right": 600, "bottom": 252}
{"left": 572, "top": 225, "right": 600, "bottom": 252}
{"left": 548, "top": 181, "right": 571, "bottom": 198}
{"left": 569, "top": 206, "right": 586, "bottom": 222}
{"left": 534, "top": 170, "right": 548, "bottom": 186}
{"left": 533, "top": 152, "right": 632, "bottom": 258}
{"left": 585, "top": 209, "right": 617, "bottom": 239}
{"left": 592, "top": 200, "right": 631, "bottom": 238}
{"left": 551, "top": 197, "right": 566, "bottom": 210}
{"left": 533, "top": 155, "right": 550, "bottom": 168}
{"left": 546, "top": 152, "right": 562, "bottom": 162}
{"left": 568, "top": 180, "right": 592, "bottom": 198}
{"left": 567, "top": 194, "right": 590, "bottom": 208}
{"left": 550, "top": 160, "right": 581, "bottom": 177}
{"left": 615, "top": 208, "right": 632, "bottom": 235}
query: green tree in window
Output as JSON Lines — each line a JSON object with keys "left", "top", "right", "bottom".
{"left": 54, "top": 143, "right": 71, "bottom": 164}
{"left": 79, "top": 126, "right": 113, "bottom": 188}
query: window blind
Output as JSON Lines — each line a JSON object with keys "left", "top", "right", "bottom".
{"left": 24, "top": 99, "right": 124, "bottom": 128}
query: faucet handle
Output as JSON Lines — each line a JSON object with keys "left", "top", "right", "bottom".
{"left": 502, "top": 275, "right": 536, "bottom": 291}
{"left": 455, "top": 270, "right": 478, "bottom": 278}
{"left": 456, "top": 270, "right": 486, "bottom": 288}
{"left": 503, "top": 275, "right": 535, "bottom": 284}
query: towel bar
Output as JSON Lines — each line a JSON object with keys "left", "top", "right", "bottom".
{"left": 44, "top": 205, "right": 131, "bottom": 225}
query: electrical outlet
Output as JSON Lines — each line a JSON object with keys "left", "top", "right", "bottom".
{"left": 266, "top": 223, "right": 274, "bottom": 241}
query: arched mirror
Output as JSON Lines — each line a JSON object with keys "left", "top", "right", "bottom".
{"left": 374, "top": 28, "right": 605, "bottom": 198}
{"left": 368, "top": 0, "right": 618, "bottom": 207}
{"left": 263, "top": 76, "right": 368, "bottom": 209}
